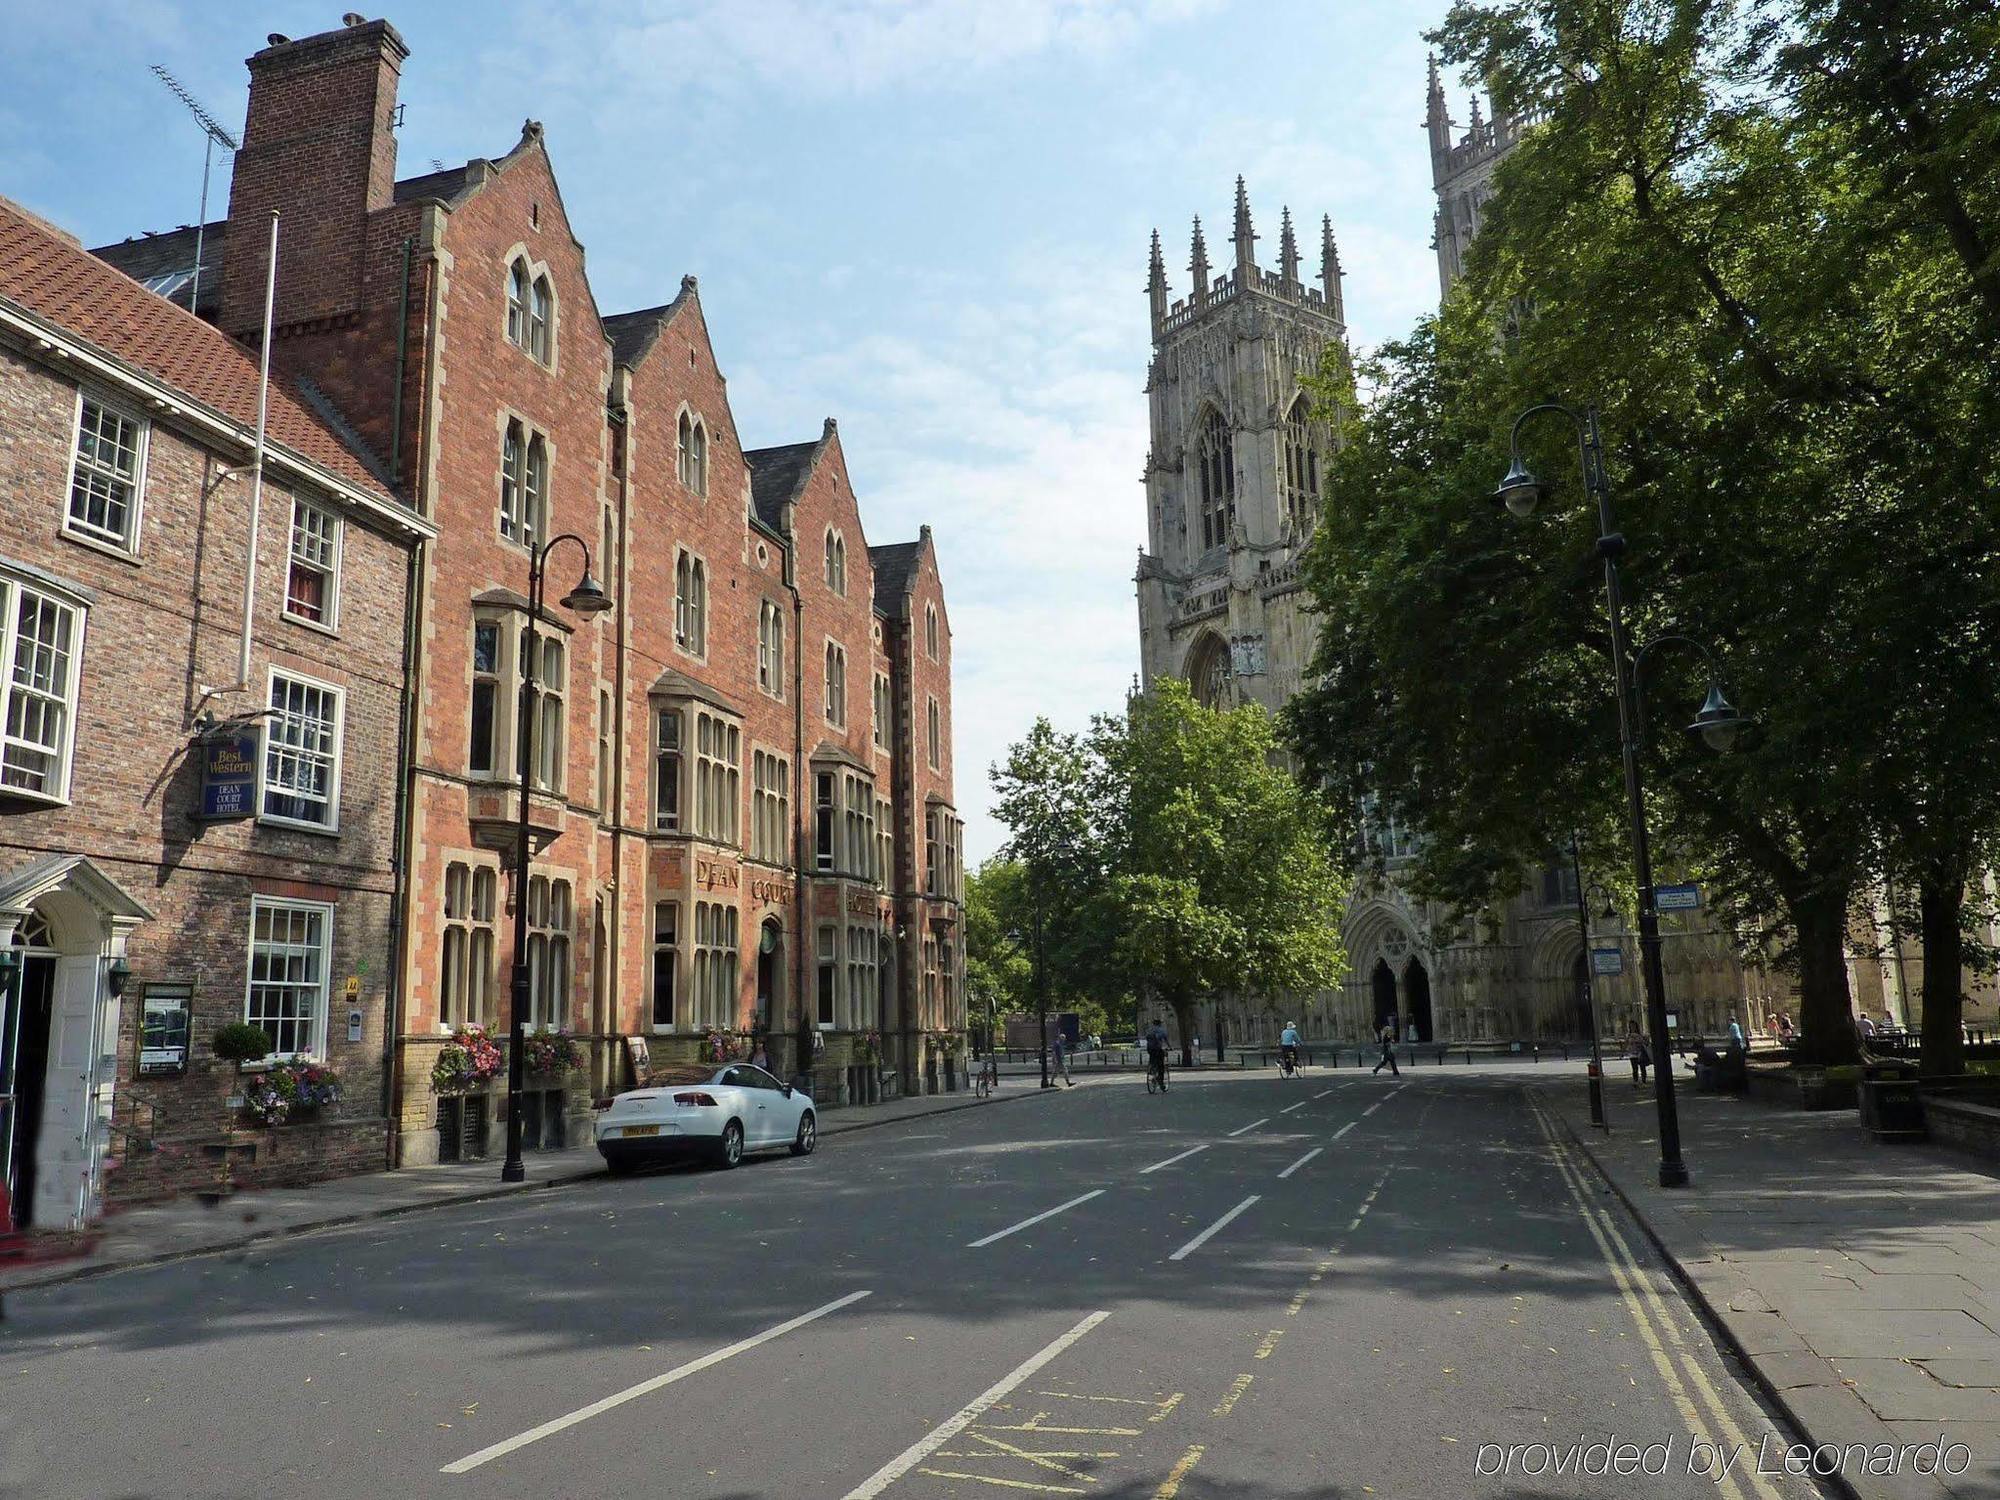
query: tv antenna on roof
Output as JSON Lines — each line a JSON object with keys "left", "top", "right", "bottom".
{"left": 150, "top": 65, "right": 239, "bottom": 311}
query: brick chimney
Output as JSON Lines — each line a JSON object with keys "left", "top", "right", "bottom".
{"left": 221, "top": 17, "right": 408, "bottom": 339}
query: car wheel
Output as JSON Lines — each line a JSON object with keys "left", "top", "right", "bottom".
{"left": 790, "top": 1110, "right": 817, "bottom": 1157}
{"left": 715, "top": 1119, "right": 744, "bottom": 1169}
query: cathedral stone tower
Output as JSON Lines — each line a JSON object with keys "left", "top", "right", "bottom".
{"left": 1134, "top": 180, "right": 1345, "bottom": 718}
{"left": 1428, "top": 54, "right": 1530, "bottom": 297}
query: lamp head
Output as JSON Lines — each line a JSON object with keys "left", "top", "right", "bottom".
{"left": 107, "top": 955, "right": 133, "bottom": 997}
{"left": 560, "top": 570, "right": 614, "bottom": 615}
{"left": 1689, "top": 681, "right": 1748, "bottom": 753}
{"left": 1493, "top": 455, "right": 1542, "bottom": 517}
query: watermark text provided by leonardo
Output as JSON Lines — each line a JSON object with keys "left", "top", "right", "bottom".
{"left": 1474, "top": 1433, "right": 1973, "bottom": 1482}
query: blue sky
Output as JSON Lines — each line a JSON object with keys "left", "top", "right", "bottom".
{"left": 11, "top": 0, "right": 1461, "bottom": 860}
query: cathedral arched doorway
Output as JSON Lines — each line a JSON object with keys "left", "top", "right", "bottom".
{"left": 1370, "top": 959, "right": 1396, "bottom": 1033}
{"left": 1185, "top": 632, "right": 1231, "bottom": 711}
{"left": 1571, "top": 952, "right": 1593, "bottom": 1041}
{"left": 1404, "top": 957, "right": 1433, "bottom": 1043}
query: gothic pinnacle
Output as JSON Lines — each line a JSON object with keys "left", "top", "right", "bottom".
{"left": 1189, "top": 215, "right": 1211, "bottom": 298}
{"left": 1278, "top": 206, "right": 1300, "bottom": 285}
{"left": 1147, "top": 227, "right": 1170, "bottom": 332}
{"left": 1232, "top": 175, "right": 1256, "bottom": 276}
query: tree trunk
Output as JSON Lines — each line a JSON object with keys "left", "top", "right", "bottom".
{"left": 1170, "top": 998, "right": 1195, "bottom": 1069}
{"left": 1790, "top": 886, "right": 1859, "bottom": 1066}
{"left": 1918, "top": 871, "right": 1968, "bottom": 1079}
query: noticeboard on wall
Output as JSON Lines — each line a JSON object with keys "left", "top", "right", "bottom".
{"left": 138, "top": 982, "right": 194, "bottom": 1076}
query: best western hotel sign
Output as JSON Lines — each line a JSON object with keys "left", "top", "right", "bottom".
{"left": 199, "top": 730, "right": 260, "bottom": 819}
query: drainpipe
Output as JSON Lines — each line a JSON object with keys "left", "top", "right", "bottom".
{"left": 789, "top": 540, "right": 808, "bottom": 1081}
{"left": 381, "top": 535, "right": 423, "bottom": 1159}
{"left": 382, "top": 236, "right": 439, "bottom": 1165}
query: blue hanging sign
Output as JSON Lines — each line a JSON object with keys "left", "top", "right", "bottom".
{"left": 200, "top": 731, "right": 260, "bottom": 819}
{"left": 1655, "top": 883, "right": 1703, "bottom": 912}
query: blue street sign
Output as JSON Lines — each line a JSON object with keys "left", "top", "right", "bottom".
{"left": 1591, "top": 946, "right": 1624, "bottom": 977}
{"left": 1655, "top": 883, "right": 1703, "bottom": 912}
{"left": 200, "top": 731, "right": 259, "bottom": 819}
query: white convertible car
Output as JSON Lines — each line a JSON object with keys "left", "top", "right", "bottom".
{"left": 594, "top": 1063, "right": 817, "bottom": 1171}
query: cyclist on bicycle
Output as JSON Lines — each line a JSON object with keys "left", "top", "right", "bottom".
{"left": 1144, "top": 1018, "right": 1171, "bottom": 1090}
{"left": 1279, "top": 1020, "right": 1301, "bottom": 1077}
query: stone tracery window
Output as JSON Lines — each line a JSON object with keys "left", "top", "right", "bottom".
{"left": 1283, "top": 394, "right": 1319, "bottom": 534}
{"left": 1185, "top": 632, "right": 1230, "bottom": 711}
{"left": 1196, "top": 408, "right": 1234, "bottom": 552}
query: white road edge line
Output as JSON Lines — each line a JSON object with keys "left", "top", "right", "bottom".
{"left": 1331, "top": 1121, "right": 1357, "bottom": 1141}
{"left": 1227, "top": 1118, "right": 1269, "bottom": 1137}
{"left": 967, "top": 1189, "right": 1106, "bottom": 1248}
{"left": 1313, "top": 1090, "right": 1333, "bottom": 1100}
{"left": 840, "top": 1310, "right": 1112, "bottom": 1500}
{"left": 1140, "top": 1143, "right": 1211, "bottom": 1175}
{"left": 1361, "top": 1101, "right": 1382, "bottom": 1117}
{"left": 1277, "top": 1147, "right": 1323, "bottom": 1180}
{"left": 1278, "top": 1100, "right": 1308, "bottom": 1115}
{"left": 1169, "top": 1195, "right": 1262, "bottom": 1262}
{"left": 442, "top": 1289, "right": 872, "bottom": 1474}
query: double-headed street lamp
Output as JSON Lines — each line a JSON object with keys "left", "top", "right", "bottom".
{"left": 502, "top": 533, "right": 612, "bottom": 1185}
{"left": 1496, "top": 404, "right": 1747, "bottom": 1189}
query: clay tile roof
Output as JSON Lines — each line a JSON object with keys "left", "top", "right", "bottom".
{"left": 868, "top": 540, "right": 922, "bottom": 613}
{"left": 3, "top": 196, "right": 394, "bottom": 500}
{"left": 742, "top": 440, "right": 823, "bottom": 531}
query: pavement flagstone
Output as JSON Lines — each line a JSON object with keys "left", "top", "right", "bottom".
{"left": 1542, "top": 1073, "right": 2000, "bottom": 1500}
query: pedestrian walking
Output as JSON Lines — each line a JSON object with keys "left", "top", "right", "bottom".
{"left": 1371, "top": 1019, "right": 1400, "bottom": 1077}
{"left": 1626, "top": 1026, "right": 1649, "bottom": 1085}
{"left": 1859, "top": 1012, "right": 1877, "bottom": 1040}
{"left": 1727, "top": 1012, "right": 1746, "bottom": 1052}
{"left": 1053, "top": 1031, "right": 1073, "bottom": 1086}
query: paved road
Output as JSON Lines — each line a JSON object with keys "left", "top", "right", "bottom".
{"left": 0, "top": 1072, "right": 1831, "bottom": 1499}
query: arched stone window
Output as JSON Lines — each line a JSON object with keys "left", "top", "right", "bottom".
{"left": 1196, "top": 408, "right": 1234, "bottom": 551}
{"left": 507, "top": 261, "right": 530, "bottom": 346}
{"left": 675, "top": 550, "right": 706, "bottom": 655}
{"left": 529, "top": 274, "right": 553, "bottom": 362}
{"left": 1283, "top": 394, "right": 1319, "bottom": 533}
{"left": 824, "top": 529, "right": 846, "bottom": 595}
{"left": 677, "top": 411, "right": 707, "bottom": 495}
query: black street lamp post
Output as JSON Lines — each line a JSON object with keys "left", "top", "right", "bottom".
{"left": 501, "top": 533, "right": 612, "bottom": 1185}
{"left": 1496, "top": 405, "right": 1746, "bottom": 1189}
{"left": 1569, "top": 840, "right": 1621, "bottom": 1131}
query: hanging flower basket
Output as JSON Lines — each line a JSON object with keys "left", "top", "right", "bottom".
{"left": 241, "top": 1060, "right": 342, "bottom": 1127}
{"left": 524, "top": 1029, "right": 585, "bottom": 1076}
{"left": 855, "top": 1030, "right": 882, "bottom": 1064}
{"left": 432, "top": 1025, "right": 505, "bottom": 1093}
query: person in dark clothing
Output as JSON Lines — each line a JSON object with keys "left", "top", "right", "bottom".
{"left": 1371, "top": 1019, "right": 1400, "bottom": 1077}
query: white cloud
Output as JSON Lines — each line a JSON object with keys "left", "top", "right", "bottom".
{"left": 728, "top": 239, "right": 1152, "bottom": 862}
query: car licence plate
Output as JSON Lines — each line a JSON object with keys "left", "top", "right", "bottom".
{"left": 620, "top": 1124, "right": 660, "bottom": 1137}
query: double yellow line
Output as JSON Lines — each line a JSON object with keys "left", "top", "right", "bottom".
{"left": 1530, "top": 1098, "right": 1788, "bottom": 1500}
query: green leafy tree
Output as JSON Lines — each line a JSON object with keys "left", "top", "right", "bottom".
{"left": 1094, "top": 680, "right": 1349, "bottom": 1065}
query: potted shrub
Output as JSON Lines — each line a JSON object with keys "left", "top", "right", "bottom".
{"left": 202, "top": 1023, "right": 272, "bottom": 1204}
{"left": 213, "top": 1022, "right": 273, "bottom": 1068}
